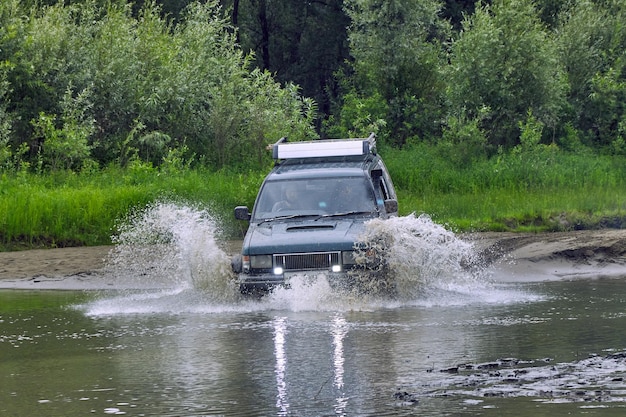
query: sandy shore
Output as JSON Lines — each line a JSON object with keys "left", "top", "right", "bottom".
{"left": 0, "top": 246, "right": 112, "bottom": 279}
{"left": 0, "top": 246, "right": 114, "bottom": 289}
{"left": 469, "top": 229, "right": 626, "bottom": 282}
{"left": 0, "top": 230, "right": 624, "bottom": 289}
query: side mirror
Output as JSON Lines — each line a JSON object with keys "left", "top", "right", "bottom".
{"left": 234, "top": 206, "right": 251, "bottom": 221}
{"left": 384, "top": 199, "right": 398, "bottom": 215}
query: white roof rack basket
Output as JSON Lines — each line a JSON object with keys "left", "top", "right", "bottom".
{"left": 272, "top": 133, "right": 376, "bottom": 160}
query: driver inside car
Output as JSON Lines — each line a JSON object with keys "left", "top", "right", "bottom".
{"left": 272, "top": 183, "right": 300, "bottom": 211}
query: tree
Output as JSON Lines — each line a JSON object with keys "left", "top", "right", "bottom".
{"left": 0, "top": 72, "right": 12, "bottom": 168}
{"left": 340, "top": 0, "right": 450, "bottom": 145}
{"left": 0, "top": 1, "right": 317, "bottom": 171}
{"left": 222, "top": 0, "right": 350, "bottom": 131}
{"left": 557, "top": 0, "right": 626, "bottom": 149}
{"left": 32, "top": 88, "right": 94, "bottom": 171}
{"left": 446, "top": 0, "right": 566, "bottom": 149}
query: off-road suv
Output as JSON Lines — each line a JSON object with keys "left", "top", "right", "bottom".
{"left": 231, "top": 134, "right": 398, "bottom": 294}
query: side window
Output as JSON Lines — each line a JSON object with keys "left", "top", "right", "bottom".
{"left": 373, "top": 161, "right": 396, "bottom": 202}
{"left": 379, "top": 176, "right": 390, "bottom": 201}
{"left": 379, "top": 161, "right": 396, "bottom": 200}
{"left": 370, "top": 167, "right": 386, "bottom": 208}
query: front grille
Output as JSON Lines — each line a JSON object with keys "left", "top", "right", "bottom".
{"left": 274, "top": 252, "right": 340, "bottom": 271}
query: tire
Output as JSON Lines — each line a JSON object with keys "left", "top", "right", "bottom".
{"left": 231, "top": 254, "right": 242, "bottom": 273}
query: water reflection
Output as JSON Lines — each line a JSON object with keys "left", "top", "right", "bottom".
{"left": 331, "top": 314, "right": 348, "bottom": 416}
{"left": 273, "top": 317, "right": 289, "bottom": 415}
{"left": 2, "top": 277, "right": 626, "bottom": 416}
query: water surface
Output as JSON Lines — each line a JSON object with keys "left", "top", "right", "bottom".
{"left": 3, "top": 277, "right": 626, "bottom": 416}
{"left": 2, "top": 204, "right": 625, "bottom": 416}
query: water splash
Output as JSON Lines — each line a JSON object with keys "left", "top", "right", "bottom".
{"left": 355, "top": 213, "right": 488, "bottom": 301}
{"left": 259, "top": 213, "right": 526, "bottom": 310}
{"left": 106, "top": 201, "right": 238, "bottom": 301}
{"left": 85, "top": 206, "right": 530, "bottom": 315}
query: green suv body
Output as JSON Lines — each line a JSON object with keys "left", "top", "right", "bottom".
{"left": 232, "top": 134, "right": 398, "bottom": 294}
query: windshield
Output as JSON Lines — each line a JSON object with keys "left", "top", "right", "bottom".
{"left": 252, "top": 177, "right": 377, "bottom": 220}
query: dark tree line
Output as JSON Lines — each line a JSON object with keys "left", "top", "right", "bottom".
{"left": 219, "top": 0, "right": 477, "bottom": 133}
{"left": 2, "top": 0, "right": 625, "bottom": 173}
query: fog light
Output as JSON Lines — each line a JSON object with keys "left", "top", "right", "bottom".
{"left": 273, "top": 267, "right": 284, "bottom": 275}
{"left": 331, "top": 265, "right": 342, "bottom": 273}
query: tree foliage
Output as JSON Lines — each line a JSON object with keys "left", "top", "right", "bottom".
{"left": 556, "top": 0, "right": 626, "bottom": 149}
{"left": 0, "top": 0, "right": 316, "bottom": 172}
{"left": 31, "top": 87, "right": 95, "bottom": 171}
{"left": 1, "top": 0, "right": 625, "bottom": 174}
{"left": 218, "top": 0, "right": 349, "bottom": 129}
{"left": 447, "top": 0, "right": 566, "bottom": 149}
{"left": 337, "top": 0, "right": 450, "bottom": 145}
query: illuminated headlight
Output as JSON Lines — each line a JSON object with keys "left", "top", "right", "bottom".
{"left": 273, "top": 267, "right": 284, "bottom": 275}
{"left": 331, "top": 264, "right": 342, "bottom": 273}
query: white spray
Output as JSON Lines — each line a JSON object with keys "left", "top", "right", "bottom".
{"left": 107, "top": 201, "right": 238, "bottom": 301}
{"left": 354, "top": 213, "right": 487, "bottom": 301}
{"left": 89, "top": 205, "right": 518, "bottom": 315}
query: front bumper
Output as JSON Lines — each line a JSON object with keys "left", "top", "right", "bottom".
{"left": 237, "top": 269, "right": 363, "bottom": 294}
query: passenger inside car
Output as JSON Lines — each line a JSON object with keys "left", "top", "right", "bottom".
{"left": 331, "top": 179, "right": 376, "bottom": 213}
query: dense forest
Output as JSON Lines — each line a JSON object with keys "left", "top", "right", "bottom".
{"left": 1, "top": 0, "right": 625, "bottom": 173}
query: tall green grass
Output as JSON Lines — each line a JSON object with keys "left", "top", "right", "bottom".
{"left": 384, "top": 143, "right": 626, "bottom": 231}
{"left": 0, "top": 166, "right": 264, "bottom": 250}
{"left": 400, "top": 186, "right": 625, "bottom": 232}
{"left": 1, "top": 146, "right": 625, "bottom": 250}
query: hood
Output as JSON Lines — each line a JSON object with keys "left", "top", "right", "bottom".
{"left": 243, "top": 218, "right": 367, "bottom": 255}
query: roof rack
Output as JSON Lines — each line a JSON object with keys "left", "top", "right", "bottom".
{"left": 272, "top": 133, "right": 376, "bottom": 160}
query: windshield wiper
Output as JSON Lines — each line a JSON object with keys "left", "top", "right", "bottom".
{"left": 259, "top": 211, "right": 376, "bottom": 224}
{"left": 259, "top": 214, "right": 322, "bottom": 224}
{"left": 315, "top": 210, "right": 376, "bottom": 220}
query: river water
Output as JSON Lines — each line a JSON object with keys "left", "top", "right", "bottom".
{"left": 1, "top": 204, "right": 626, "bottom": 416}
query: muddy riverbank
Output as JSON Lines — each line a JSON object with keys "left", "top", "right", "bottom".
{"left": 470, "top": 229, "right": 626, "bottom": 281}
{"left": 0, "top": 230, "right": 624, "bottom": 288}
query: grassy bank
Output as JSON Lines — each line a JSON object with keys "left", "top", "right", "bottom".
{"left": 404, "top": 186, "right": 625, "bottom": 232}
{"left": 384, "top": 143, "right": 626, "bottom": 232}
{"left": 0, "top": 166, "right": 264, "bottom": 250}
{"left": 1, "top": 148, "right": 625, "bottom": 251}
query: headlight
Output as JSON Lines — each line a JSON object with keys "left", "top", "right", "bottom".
{"left": 242, "top": 255, "right": 250, "bottom": 272}
{"left": 342, "top": 251, "right": 358, "bottom": 265}
{"left": 250, "top": 255, "right": 273, "bottom": 269}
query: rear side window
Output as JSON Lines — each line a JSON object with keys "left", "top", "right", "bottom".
{"left": 377, "top": 161, "right": 396, "bottom": 201}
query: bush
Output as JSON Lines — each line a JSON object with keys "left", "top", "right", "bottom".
{"left": 0, "top": 0, "right": 317, "bottom": 173}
